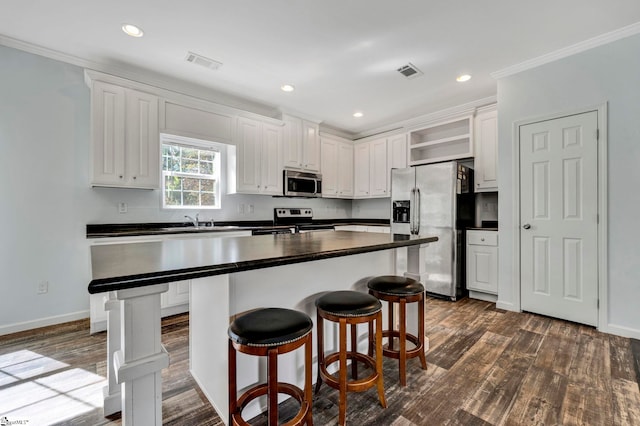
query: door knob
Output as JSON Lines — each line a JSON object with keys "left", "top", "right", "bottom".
{"left": 523, "top": 224, "right": 531, "bottom": 229}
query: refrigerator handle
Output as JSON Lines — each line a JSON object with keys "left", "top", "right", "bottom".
{"left": 415, "top": 188, "right": 421, "bottom": 235}
{"left": 409, "top": 188, "right": 416, "bottom": 234}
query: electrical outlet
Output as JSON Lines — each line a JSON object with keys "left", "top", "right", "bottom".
{"left": 238, "top": 204, "right": 245, "bottom": 214}
{"left": 248, "top": 204, "right": 254, "bottom": 214}
{"left": 118, "top": 202, "right": 128, "bottom": 214}
{"left": 37, "top": 281, "right": 49, "bottom": 294}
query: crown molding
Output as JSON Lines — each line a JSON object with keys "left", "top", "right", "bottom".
{"left": 491, "top": 21, "right": 640, "bottom": 79}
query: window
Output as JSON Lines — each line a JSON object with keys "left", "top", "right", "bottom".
{"left": 161, "top": 135, "right": 223, "bottom": 209}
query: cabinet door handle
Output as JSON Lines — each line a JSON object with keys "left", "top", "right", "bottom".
{"left": 481, "top": 237, "right": 485, "bottom": 241}
{"left": 133, "top": 176, "right": 137, "bottom": 180}
{"left": 119, "top": 175, "right": 123, "bottom": 179}
{"left": 523, "top": 224, "right": 531, "bottom": 229}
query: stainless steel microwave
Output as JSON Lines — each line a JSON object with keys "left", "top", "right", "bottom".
{"left": 283, "top": 170, "right": 322, "bottom": 197}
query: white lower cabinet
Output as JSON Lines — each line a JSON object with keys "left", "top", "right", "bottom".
{"left": 466, "top": 230, "right": 498, "bottom": 301}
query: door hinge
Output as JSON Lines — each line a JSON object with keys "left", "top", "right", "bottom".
{"left": 596, "top": 129, "right": 600, "bottom": 141}
{"left": 597, "top": 299, "right": 600, "bottom": 309}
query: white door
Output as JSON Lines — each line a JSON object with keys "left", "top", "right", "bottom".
{"left": 519, "top": 111, "right": 598, "bottom": 326}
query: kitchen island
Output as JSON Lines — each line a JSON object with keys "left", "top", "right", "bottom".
{"left": 89, "top": 231, "right": 437, "bottom": 425}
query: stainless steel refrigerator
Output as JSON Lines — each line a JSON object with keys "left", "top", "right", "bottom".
{"left": 391, "top": 161, "right": 475, "bottom": 300}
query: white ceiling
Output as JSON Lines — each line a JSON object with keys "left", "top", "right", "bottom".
{"left": 3, "top": 1, "right": 640, "bottom": 136}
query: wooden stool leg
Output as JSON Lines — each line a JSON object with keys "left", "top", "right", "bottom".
{"left": 350, "top": 323, "right": 358, "bottom": 380}
{"left": 418, "top": 294, "right": 428, "bottom": 370}
{"left": 315, "top": 314, "right": 324, "bottom": 394}
{"left": 399, "top": 299, "right": 407, "bottom": 386}
{"left": 228, "top": 339, "right": 237, "bottom": 425}
{"left": 305, "top": 333, "right": 314, "bottom": 426}
{"left": 368, "top": 320, "right": 374, "bottom": 357}
{"left": 375, "top": 311, "right": 387, "bottom": 408}
{"left": 268, "top": 347, "right": 278, "bottom": 426}
{"left": 387, "top": 301, "right": 395, "bottom": 351}
{"left": 338, "top": 318, "right": 348, "bottom": 426}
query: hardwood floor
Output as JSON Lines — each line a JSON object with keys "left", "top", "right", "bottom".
{"left": 1, "top": 297, "right": 639, "bottom": 425}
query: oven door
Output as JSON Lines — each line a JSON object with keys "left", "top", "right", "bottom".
{"left": 284, "top": 170, "right": 322, "bottom": 197}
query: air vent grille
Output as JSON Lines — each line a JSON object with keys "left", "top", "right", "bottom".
{"left": 185, "top": 51, "right": 223, "bottom": 71}
{"left": 397, "top": 62, "right": 423, "bottom": 79}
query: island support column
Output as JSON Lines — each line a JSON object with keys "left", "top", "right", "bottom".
{"left": 103, "top": 291, "right": 121, "bottom": 416}
{"left": 405, "top": 243, "right": 429, "bottom": 284}
{"left": 113, "top": 284, "right": 170, "bottom": 426}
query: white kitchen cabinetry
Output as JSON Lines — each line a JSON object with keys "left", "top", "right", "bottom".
{"left": 354, "top": 138, "right": 388, "bottom": 198}
{"left": 473, "top": 105, "right": 498, "bottom": 192}
{"left": 283, "top": 115, "right": 321, "bottom": 172}
{"left": 321, "top": 136, "right": 354, "bottom": 198}
{"left": 466, "top": 230, "right": 498, "bottom": 301}
{"left": 160, "top": 99, "right": 234, "bottom": 144}
{"left": 408, "top": 115, "right": 473, "bottom": 166}
{"left": 90, "top": 81, "right": 159, "bottom": 189}
{"left": 233, "top": 117, "right": 283, "bottom": 195}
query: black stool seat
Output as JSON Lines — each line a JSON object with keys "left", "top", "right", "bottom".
{"left": 228, "top": 308, "right": 313, "bottom": 347}
{"left": 315, "top": 290, "right": 381, "bottom": 317}
{"left": 367, "top": 275, "right": 425, "bottom": 296}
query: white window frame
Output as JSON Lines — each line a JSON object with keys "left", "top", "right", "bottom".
{"left": 160, "top": 134, "right": 227, "bottom": 210}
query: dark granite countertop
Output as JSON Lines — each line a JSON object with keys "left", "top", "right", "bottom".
{"left": 467, "top": 227, "right": 499, "bottom": 231}
{"left": 89, "top": 231, "right": 436, "bottom": 294}
{"left": 86, "top": 219, "right": 390, "bottom": 238}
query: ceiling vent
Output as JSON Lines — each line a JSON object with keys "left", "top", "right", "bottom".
{"left": 185, "top": 51, "right": 223, "bottom": 71}
{"left": 397, "top": 62, "right": 423, "bottom": 79}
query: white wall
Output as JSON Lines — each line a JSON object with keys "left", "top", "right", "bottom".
{"left": 0, "top": 45, "right": 351, "bottom": 333}
{"left": 496, "top": 34, "right": 640, "bottom": 336}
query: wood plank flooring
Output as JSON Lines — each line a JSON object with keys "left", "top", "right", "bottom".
{"left": 1, "top": 297, "right": 639, "bottom": 425}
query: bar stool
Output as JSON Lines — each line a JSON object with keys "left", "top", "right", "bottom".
{"left": 315, "top": 290, "right": 386, "bottom": 425}
{"left": 367, "top": 275, "right": 427, "bottom": 386}
{"left": 228, "top": 308, "right": 313, "bottom": 426}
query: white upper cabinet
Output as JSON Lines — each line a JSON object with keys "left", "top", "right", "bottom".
{"left": 90, "top": 81, "right": 159, "bottom": 189}
{"left": 408, "top": 115, "right": 473, "bottom": 166}
{"left": 321, "top": 137, "right": 338, "bottom": 197}
{"left": 233, "top": 117, "right": 283, "bottom": 195}
{"left": 321, "top": 135, "right": 354, "bottom": 198}
{"left": 354, "top": 138, "right": 388, "bottom": 198}
{"left": 283, "top": 115, "right": 321, "bottom": 172}
{"left": 473, "top": 105, "right": 498, "bottom": 192}
{"left": 160, "top": 99, "right": 234, "bottom": 144}
{"left": 337, "top": 141, "right": 354, "bottom": 198}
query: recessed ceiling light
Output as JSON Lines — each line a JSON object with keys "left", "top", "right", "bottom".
{"left": 353, "top": 112, "right": 364, "bottom": 118}
{"left": 456, "top": 74, "right": 471, "bottom": 82}
{"left": 281, "top": 84, "right": 295, "bottom": 92}
{"left": 122, "top": 24, "right": 144, "bottom": 38}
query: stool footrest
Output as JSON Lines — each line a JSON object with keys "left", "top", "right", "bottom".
{"left": 319, "top": 352, "right": 381, "bottom": 391}
{"left": 381, "top": 330, "right": 424, "bottom": 359}
{"left": 233, "top": 382, "right": 310, "bottom": 426}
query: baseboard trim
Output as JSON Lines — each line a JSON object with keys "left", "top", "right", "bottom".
{"left": 0, "top": 310, "right": 89, "bottom": 336}
{"left": 496, "top": 300, "right": 517, "bottom": 312}
{"left": 600, "top": 323, "right": 640, "bottom": 340}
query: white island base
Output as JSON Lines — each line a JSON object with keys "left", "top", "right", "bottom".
{"left": 191, "top": 247, "right": 425, "bottom": 423}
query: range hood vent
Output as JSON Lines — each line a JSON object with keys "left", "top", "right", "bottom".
{"left": 397, "top": 62, "right": 423, "bottom": 79}
{"left": 185, "top": 51, "right": 223, "bottom": 71}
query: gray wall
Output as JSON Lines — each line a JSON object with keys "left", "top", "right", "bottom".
{"left": 497, "top": 34, "right": 640, "bottom": 336}
{"left": 0, "top": 45, "right": 353, "bottom": 332}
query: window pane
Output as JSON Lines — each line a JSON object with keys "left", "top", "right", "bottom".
{"left": 200, "top": 161, "right": 213, "bottom": 175}
{"left": 165, "top": 175, "right": 182, "bottom": 191}
{"left": 165, "top": 191, "right": 182, "bottom": 206}
{"left": 200, "top": 151, "right": 214, "bottom": 162}
{"left": 182, "top": 148, "right": 199, "bottom": 160}
{"left": 182, "top": 177, "right": 200, "bottom": 191}
{"left": 201, "top": 192, "right": 215, "bottom": 206}
{"left": 182, "top": 159, "right": 199, "bottom": 173}
{"left": 183, "top": 191, "right": 199, "bottom": 206}
{"left": 201, "top": 179, "right": 214, "bottom": 192}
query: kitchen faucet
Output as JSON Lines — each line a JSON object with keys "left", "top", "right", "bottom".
{"left": 185, "top": 214, "right": 199, "bottom": 228}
